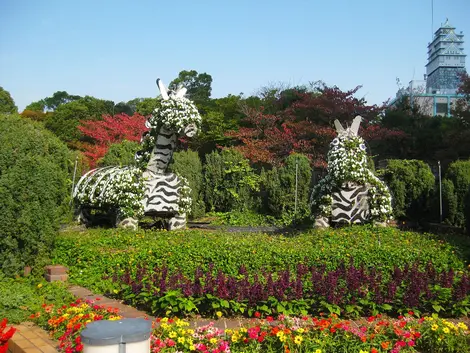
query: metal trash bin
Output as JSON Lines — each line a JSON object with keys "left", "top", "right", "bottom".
{"left": 80, "top": 318, "right": 152, "bottom": 353}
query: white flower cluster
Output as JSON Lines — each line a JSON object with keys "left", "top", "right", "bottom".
{"left": 75, "top": 167, "right": 145, "bottom": 218}
{"left": 147, "top": 97, "right": 201, "bottom": 134}
{"left": 310, "top": 132, "right": 393, "bottom": 222}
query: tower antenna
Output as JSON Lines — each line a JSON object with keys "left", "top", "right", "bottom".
{"left": 431, "top": 0, "right": 434, "bottom": 38}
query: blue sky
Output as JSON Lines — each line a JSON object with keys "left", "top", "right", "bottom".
{"left": 1, "top": 0, "right": 469, "bottom": 111}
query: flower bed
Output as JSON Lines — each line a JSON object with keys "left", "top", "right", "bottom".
{"left": 32, "top": 299, "right": 470, "bottom": 353}
{"left": 108, "top": 260, "right": 470, "bottom": 318}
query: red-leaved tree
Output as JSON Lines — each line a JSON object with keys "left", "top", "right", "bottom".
{"left": 78, "top": 113, "right": 148, "bottom": 167}
{"left": 226, "top": 83, "right": 399, "bottom": 167}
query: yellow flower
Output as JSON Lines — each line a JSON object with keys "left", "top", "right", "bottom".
{"left": 443, "top": 327, "right": 450, "bottom": 334}
{"left": 210, "top": 338, "right": 217, "bottom": 344}
{"left": 190, "top": 345, "right": 196, "bottom": 351}
{"left": 216, "top": 311, "right": 223, "bottom": 318}
{"left": 431, "top": 324, "right": 439, "bottom": 331}
{"left": 315, "top": 349, "right": 322, "bottom": 353}
{"left": 276, "top": 331, "right": 284, "bottom": 338}
{"left": 37, "top": 283, "right": 43, "bottom": 289}
{"left": 294, "top": 335, "right": 303, "bottom": 345}
{"left": 360, "top": 351, "right": 368, "bottom": 353}
{"left": 457, "top": 322, "right": 468, "bottom": 330}
{"left": 240, "top": 328, "right": 247, "bottom": 333}
{"left": 161, "top": 317, "right": 169, "bottom": 323}
{"left": 296, "top": 328, "right": 305, "bottom": 334}
{"left": 187, "top": 329, "right": 194, "bottom": 335}
{"left": 169, "top": 331, "right": 177, "bottom": 338}
{"left": 225, "top": 329, "right": 233, "bottom": 335}
{"left": 177, "top": 337, "right": 185, "bottom": 344}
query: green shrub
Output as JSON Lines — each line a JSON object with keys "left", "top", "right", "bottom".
{"left": 52, "top": 226, "right": 468, "bottom": 294}
{"left": 0, "top": 274, "right": 74, "bottom": 324}
{"left": 98, "top": 140, "right": 140, "bottom": 167}
{"left": 203, "top": 149, "right": 260, "bottom": 212}
{"left": 443, "top": 159, "right": 470, "bottom": 227}
{"left": 442, "top": 179, "right": 458, "bottom": 225}
{"left": 378, "top": 159, "right": 435, "bottom": 220}
{"left": 169, "top": 149, "right": 205, "bottom": 218}
{"left": 0, "top": 114, "right": 71, "bottom": 276}
{"left": 263, "top": 153, "right": 311, "bottom": 224}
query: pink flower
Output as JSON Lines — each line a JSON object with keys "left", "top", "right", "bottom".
{"left": 408, "top": 340, "right": 415, "bottom": 347}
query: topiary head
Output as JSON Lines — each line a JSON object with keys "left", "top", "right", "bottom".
{"left": 327, "top": 116, "right": 369, "bottom": 183}
{"left": 146, "top": 78, "right": 201, "bottom": 137}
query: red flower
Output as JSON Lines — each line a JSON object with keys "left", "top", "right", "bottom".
{"left": 75, "top": 343, "right": 84, "bottom": 352}
{"left": 254, "top": 311, "right": 261, "bottom": 318}
{"left": 266, "top": 316, "right": 274, "bottom": 322}
{"left": 371, "top": 349, "right": 378, "bottom": 353}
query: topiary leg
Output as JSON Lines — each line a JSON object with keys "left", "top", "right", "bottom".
{"left": 167, "top": 213, "right": 187, "bottom": 230}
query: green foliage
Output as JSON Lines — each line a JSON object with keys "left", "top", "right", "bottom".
{"left": 442, "top": 179, "right": 458, "bottom": 225}
{"left": 45, "top": 100, "right": 90, "bottom": 143}
{"left": 0, "top": 86, "right": 18, "bottom": 114}
{"left": 135, "top": 98, "right": 158, "bottom": 116}
{"left": 207, "top": 211, "right": 274, "bottom": 226}
{"left": 263, "top": 153, "right": 311, "bottom": 224}
{"left": 25, "top": 100, "right": 46, "bottom": 113}
{"left": 169, "top": 149, "right": 205, "bottom": 218}
{"left": 98, "top": 140, "right": 140, "bottom": 167}
{"left": 378, "top": 159, "right": 435, "bottom": 220}
{"left": 169, "top": 70, "right": 212, "bottom": 104}
{"left": 204, "top": 149, "right": 260, "bottom": 212}
{"left": 45, "top": 96, "right": 115, "bottom": 144}
{"left": 0, "top": 114, "right": 71, "bottom": 276}
{"left": 0, "top": 274, "right": 74, "bottom": 324}
{"left": 443, "top": 159, "right": 470, "bottom": 228}
{"left": 52, "top": 226, "right": 468, "bottom": 296}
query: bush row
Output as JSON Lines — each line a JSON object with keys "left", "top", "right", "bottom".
{"left": 52, "top": 226, "right": 468, "bottom": 294}
{"left": 0, "top": 114, "right": 72, "bottom": 276}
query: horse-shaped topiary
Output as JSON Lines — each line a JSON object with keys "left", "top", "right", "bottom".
{"left": 309, "top": 116, "right": 393, "bottom": 227}
{"left": 73, "top": 79, "right": 201, "bottom": 230}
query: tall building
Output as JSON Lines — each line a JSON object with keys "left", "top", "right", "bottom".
{"left": 391, "top": 19, "right": 466, "bottom": 116}
{"left": 426, "top": 19, "right": 466, "bottom": 94}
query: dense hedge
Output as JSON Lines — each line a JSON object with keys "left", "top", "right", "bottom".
{"left": 98, "top": 140, "right": 140, "bottom": 167}
{"left": 52, "top": 226, "right": 470, "bottom": 317}
{"left": 52, "top": 226, "right": 468, "bottom": 293}
{"left": 262, "top": 153, "right": 311, "bottom": 223}
{"left": 443, "top": 159, "right": 470, "bottom": 228}
{"left": 378, "top": 159, "right": 435, "bottom": 220}
{"left": 169, "top": 149, "right": 205, "bottom": 218}
{"left": 203, "top": 149, "right": 260, "bottom": 212}
{"left": 0, "top": 114, "right": 71, "bottom": 276}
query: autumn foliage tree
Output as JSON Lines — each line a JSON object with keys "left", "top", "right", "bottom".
{"left": 78, "top": 113, "right": 147, "bottom": 167}
{"left": 226, "top": 83, "right": 404, "bottom": 167}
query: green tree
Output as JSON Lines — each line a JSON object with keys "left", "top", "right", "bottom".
{"left": 204, "top": 149, "right": 260, "bottom": 212}
{"left": 98, "top": 140, "right": 140, "bottom": 167}
{"left": 136, "top": 98, "right": 158, "bottom": 116}
{"left": 0, "top": 114, "right": 71, "bottom": 276}
{"left": 0, "top": 86, "right": 18, "bottom": 114}
{"left": 263, "top": 153, "right": 312, "bottom": 223}
{"left": 45, "top": 100, "right": 90, "bottom": 144}
{"left": 169, "top": 70, "right": 212, "bottom": 104}
{"left": 443, "top": 159, "right": 470, "bottom": 227}
{"left": 43, "top": 91, "right": 81, "bottom": 110}
{"left": 25, "top": 100, "right": 46, "bottom": 112}
{"left": 169, "top": 149, "right": 205, "bottom": 218}
{"left": 378, "top": 159, "right": 435, "bottom": 221}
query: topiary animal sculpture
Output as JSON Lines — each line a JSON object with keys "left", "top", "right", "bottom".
{"left": 309, "top": 116, "right": 392, "bottom": 227}
{"left": 73, "top": 79, "right": 201, "bottom": 230}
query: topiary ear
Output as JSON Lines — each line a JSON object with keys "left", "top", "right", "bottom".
{"left": 334, "top": 119, "right": 345, "bottom": 134}
{"left": 350, "top": 115, "right": 362, "bottom": 136}
{"left": 156, "top": 78, "right": 169, "bottom": 100}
